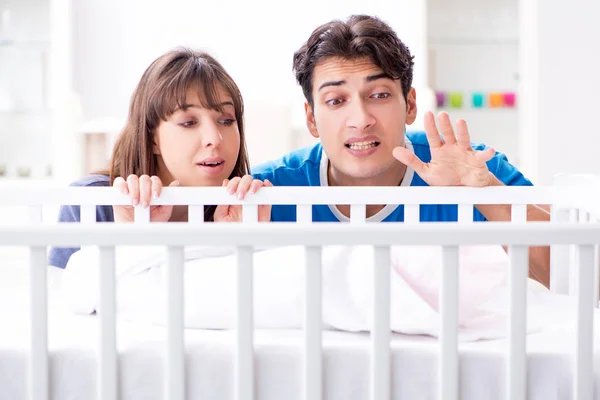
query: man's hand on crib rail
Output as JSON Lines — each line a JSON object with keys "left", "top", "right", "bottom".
{"left": 392, "top": 111, "right": 495, "bottom": 187}
{"left": 113, "top": 175, "right": 179, "bottom": 222}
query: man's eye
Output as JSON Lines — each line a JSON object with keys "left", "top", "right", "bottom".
{"left": 326, "top": 98, "right": 343, "bottom": 106}
{"left": 371, "top": 93, "right": 390, "bottom": 99}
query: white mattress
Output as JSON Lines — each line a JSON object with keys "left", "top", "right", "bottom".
{"left": 1, "top": 292, "right": 600, "bottom": 400}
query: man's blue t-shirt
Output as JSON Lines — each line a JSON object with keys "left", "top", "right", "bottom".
{"left": 251, "top": 131, "right": 532, "bottom": 223}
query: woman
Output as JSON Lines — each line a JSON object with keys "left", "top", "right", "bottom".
{"left": 48, "top": 47, "right": 271, "bottom": 269}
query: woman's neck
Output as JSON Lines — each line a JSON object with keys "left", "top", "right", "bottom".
{"left": 168, "top": 205, "right": 189, "bottom": 222}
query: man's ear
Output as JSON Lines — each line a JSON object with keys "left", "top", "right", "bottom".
{"left": 305, "top": 102, "right": 319, "bottom": 139}
{"left": 405, "top": 87, "right": 417, "bottom": 125}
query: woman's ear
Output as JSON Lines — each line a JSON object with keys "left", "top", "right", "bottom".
{"left": 153, "top": 136, "right": 161, "bottom": 155}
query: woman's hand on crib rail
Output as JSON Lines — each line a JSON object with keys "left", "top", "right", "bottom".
{"left": 392, "top": 111, "right": 495, "bottom": 187}
{"left": 215, "top": 175, "right": 273, "bottom": 222}
{"left": 113, "top": 175, "right": 178, "bottom": 223}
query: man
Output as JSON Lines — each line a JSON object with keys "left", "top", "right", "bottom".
{"left": 245, "top": 14, "right": 550, "bottom": 286}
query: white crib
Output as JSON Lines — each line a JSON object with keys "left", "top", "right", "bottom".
{"left": 0, "top": 174, "right": 600, "bottom": 400}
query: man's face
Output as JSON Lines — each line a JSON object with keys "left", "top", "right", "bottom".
{"left": 306, "top": 57, "right": 417, "bottom": 185}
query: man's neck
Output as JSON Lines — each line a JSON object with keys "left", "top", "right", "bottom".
{"left": 328, "top": 162, "right": 407, "bottom": 219}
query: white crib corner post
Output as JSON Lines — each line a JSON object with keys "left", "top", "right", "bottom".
{"left": 575, "top": 244, "right": 595, "bottom": 400}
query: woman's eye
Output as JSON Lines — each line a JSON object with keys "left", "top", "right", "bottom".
{"left": 180, "top": 121, "right": 197, "bottom": 128}
{"left": 220, "top": 119, "right": 236, "bottom": 126}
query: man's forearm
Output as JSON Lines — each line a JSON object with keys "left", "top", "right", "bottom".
{"left": 474, "top": 175, "right": 551, "bottom": 287}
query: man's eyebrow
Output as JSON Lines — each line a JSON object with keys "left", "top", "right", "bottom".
{"left": 366, "top": 73, "right": 393, "bottom": 82}
{"left": 317, "top": 73, "right": 394, "bottom": 91}
{"left": 318, "top": 80, "right": 345, "bottom": 91}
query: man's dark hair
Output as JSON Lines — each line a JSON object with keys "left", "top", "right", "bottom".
{"left": 293, "top": 15, "right": 414, "bottom": 107}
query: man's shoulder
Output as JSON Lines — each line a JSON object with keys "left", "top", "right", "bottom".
{"left": 69, "top": 174, "right": 111, "bottom": 187}
{"left": 251, "top": 143, "right": 322, "bottom": 181}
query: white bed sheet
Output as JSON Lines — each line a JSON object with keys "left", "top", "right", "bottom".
{"left": 1, "top": 292, "right": 600, "bottom": 400}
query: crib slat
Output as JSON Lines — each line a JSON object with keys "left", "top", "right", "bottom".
{"left": 166, "top": 246, "right": 185, "bottom": 400}
{"left": 98, "top": 246, "right": 117, "bottom": 400}
{"left": 243, "top": 205, "right": 259, "bottom": 224}
{"left": 304, "top": 246, "right": 322, "bottom": 400}
{"left": 550, "top": 207, "right": 570, "bottom": 294}
{"left": 188, "top": 205, "right": 205, "bottom": 224}
{"left": 371, "top": 246, "right": 390, "bottom": 400}
{"left": 508, "top": 245, "right": 528, "bottom": 400}
{"left": 404, "top": 204, "right": 419, "bottom": 223}
{"left": 134, "top": 205, "right": 151, "bottom": 224}
{"left": 81, "top": 205, "right": 96, "bottom": 224}
{"left": 575, "top": 245, "right": 595, "bottom": 400}
{"left": 351, "top": 204, "right": 366, "bottom": 224}
{"left": 440, "top": 246, "right": 459, "bottom": 400}
{"left": 236, "top": 246, "right": 254, "bottom": 400}
{"left": 511, "top": 204, "right": 527, "bottom": 223}
{"left": 29, "top": 246, "right": 48, "bottom": 400}
{"left": 297, "top": 205, "right": 312, "bottom": 224}
{"left": 457, "top": 204, "right": 472, "bottom": 223}
{"left": 594, "top": 246, "right": 599, "bottom": 309}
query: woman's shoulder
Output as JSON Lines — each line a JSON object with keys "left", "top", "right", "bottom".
{"left": 68, "top": 174, "right": 110, "bottom": 187}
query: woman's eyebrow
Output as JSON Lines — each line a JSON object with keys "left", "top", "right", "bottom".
{"left": 181, "top": 101, "right": 235, "bottom": 110}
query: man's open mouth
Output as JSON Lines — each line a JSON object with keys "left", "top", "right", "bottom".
{"left": 345, "top": 141, "right": 380, "bottom": 150}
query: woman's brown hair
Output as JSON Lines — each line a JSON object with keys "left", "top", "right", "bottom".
{"left": 101, "top": 47, "right": 249, "bottom": 221}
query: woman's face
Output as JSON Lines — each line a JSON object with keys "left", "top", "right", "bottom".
{"left": 153, "top": 85, "right": 241, "bottom": 186}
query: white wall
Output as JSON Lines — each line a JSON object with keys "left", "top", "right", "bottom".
{"left": 428, "top": 0, "right": 520, "bottom": 166}
{"left": 69, "top": 0, "right": 429, "bottom": 167}
{"left": 0, "top": 0, "right": 51, "bottom": 179}
{"left": 10, "top": 0, "right": 600, "bottom": 185}
{"left": 519, "top": 0, "right": 600, "bottom": 184}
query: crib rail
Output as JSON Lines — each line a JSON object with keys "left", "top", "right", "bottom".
{"left": 2, "top": 181, "right": 600, "bottom": 400}
{"left": 0, "top": 185, "right": 582, "bottom": 207}
{"left": 2, "top": 222, "right": 600, "bottom": 400}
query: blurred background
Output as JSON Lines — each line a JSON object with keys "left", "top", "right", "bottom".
{"left": 0, "top": 0, "right": 598, "bottom": 188}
